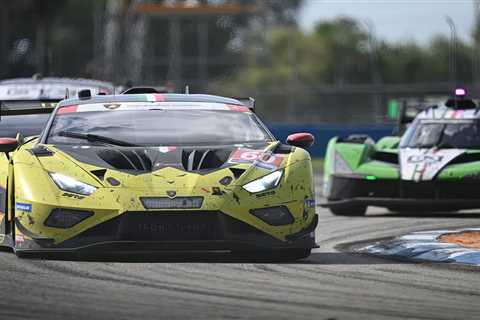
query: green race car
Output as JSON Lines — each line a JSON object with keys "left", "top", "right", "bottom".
{"left": 322, "top": 92, "right": 480, "bottom": 215}
{"left": 0, "top": 89, "right": 318, "bottom": 259}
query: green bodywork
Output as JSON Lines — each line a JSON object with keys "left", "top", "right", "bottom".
{"left": 324, "top": 134, "right": 480, "bottom": 197}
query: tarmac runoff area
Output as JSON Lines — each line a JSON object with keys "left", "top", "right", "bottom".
{"left": 360, "top": 228, "right": 480, "bottom": 267}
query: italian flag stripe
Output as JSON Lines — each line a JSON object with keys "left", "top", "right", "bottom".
{"left": 145, "top": 94, "right": 165, "bottom": 102}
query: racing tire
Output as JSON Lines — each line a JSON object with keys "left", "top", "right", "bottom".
{"left": 329, "top": 204, "right": 367, "bottom": 216}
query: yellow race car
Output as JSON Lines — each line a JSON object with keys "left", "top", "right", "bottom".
{"left": 0, "top": 89, "right": 317, "bottom": 260}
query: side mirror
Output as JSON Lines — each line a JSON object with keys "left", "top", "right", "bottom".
{"left": 286, "top": 133, "right": 315, "bottom": 148}
{"left": 0, "top": 138, "right": 18, "bottom": 153}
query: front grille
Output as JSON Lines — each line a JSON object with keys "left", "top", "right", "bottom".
{"left": 71, "top": 211, "right": 271, "bottom": 243}
{"left": 401, "top": 182, "right": 436, "bottom": 199}
{"left": 124, "top": 211, "right": 220, "bottom": 241}
{"left": 140, "top": 197, "right": 203, "bottom": 209}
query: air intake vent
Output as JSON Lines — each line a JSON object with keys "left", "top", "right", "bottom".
{"left": 371, "top": 152, "right": 398, "bottom": 165}
{"left": 229, "top": 168, "right": 246, "bottom": 179}
{"left": 90, "top": 169, "right": 107, "bottom": 180}
{"left": 97, "top": 149, "right": 152, "bottom": 172}
{"left": 181, "top": 149, "right": 231, "bottom": 171}
{"left": 448, "top": 153, "right": 480, "bottom": 165}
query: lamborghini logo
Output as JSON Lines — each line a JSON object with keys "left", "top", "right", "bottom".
{"left": 166, "top": 191, "right": 177, "bottom": 199}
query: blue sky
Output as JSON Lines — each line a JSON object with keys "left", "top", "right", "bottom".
{"left": 299, "top": 0, "right": 476, "bottom": 45}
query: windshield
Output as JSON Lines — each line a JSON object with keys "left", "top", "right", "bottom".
{"left": 400, "top": 120, "right": 480, "bottom": 149}
{"left": 45, "top": 109, "right": 273, "bottom": 146}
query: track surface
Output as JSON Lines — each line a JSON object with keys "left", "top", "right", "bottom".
{"left": 1, "top": 177, "right": 480, "bottom": 320}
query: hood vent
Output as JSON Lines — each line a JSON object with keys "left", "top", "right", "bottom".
{"left": 181, "top": 149, "right": 231, "bottom": 171}
{"left": 371, "top": 151, "right": 398, "bottom": 165}
{"left": 229, "top": 168, "right": 246, "bottom": 179}
{"left": 97, "top": 149, "right": 152, "bottom": 172}
{"left": 90, "top": 169, "right": 107, "bottom": 180}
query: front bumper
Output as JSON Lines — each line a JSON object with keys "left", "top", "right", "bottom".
{"left": 14, "top": 211, "right": 318, "bottom": 254}
{"left": 322, "top": 174, "right": 480, "bottom": 210}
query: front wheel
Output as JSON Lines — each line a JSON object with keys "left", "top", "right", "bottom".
{"left": 329, "top": 203, "right": 367, "bottom": 216}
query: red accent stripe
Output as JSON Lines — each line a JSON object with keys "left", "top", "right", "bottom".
{"left": 227, "top": 105, "right": 250, "bottom": 112}
{"left": 153, "top": 94, "right": 165, "bottom": 102}
{"left": 57, "top": 105, "right": 78, "bottom": 114}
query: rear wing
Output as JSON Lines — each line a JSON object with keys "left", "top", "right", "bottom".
{"left": 0, "top": 100, "right": 60, "bottom": 118}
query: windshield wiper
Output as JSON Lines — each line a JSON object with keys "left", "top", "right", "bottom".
{"left": 57, "top": 131, "right": 139, "bottom": 147}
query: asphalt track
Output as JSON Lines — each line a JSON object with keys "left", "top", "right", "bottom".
{"left": 1, "top": 176, "right": 480, "bottom": 320}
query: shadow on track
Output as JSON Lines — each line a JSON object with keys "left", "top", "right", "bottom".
{"left": 16, "top": 251, "right": 400, "bottom": 265}
{"left": 365, "top": 211, "right": 480, "bottom": 219}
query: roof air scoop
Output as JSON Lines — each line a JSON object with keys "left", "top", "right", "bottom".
{"left": 445, "top": 88, "right": 476, "bottom": 109}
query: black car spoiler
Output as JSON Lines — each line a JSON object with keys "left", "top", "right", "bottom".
{"left": 0, "top": 99, "right": 60, "bottom": 118}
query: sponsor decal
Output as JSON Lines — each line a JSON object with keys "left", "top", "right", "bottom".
{"left": 230, "top": 149, "right": 264, "bottom": 163}
{"left": 304, "top": 199, "right": 316, "bottom": 208}
{"left": 15, "top": 202, "right": 32, "bottom": 213}
{"left": 62, "top": 192, "right": 85, "bottom": 200}
{"left": 407, "top": 154, "right": 443, "bottom": 164}
{"left": 400, "top": 148, "right": 465, "bottom": 182}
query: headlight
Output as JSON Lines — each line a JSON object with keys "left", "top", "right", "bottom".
{"left": 49, "top": 173, "right": 97, "bottom": 196}
{"left": 242, "top": 170, "right": 283, "bottom": 193}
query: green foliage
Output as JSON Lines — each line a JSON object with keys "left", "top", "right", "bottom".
{"left": 214, "top": 17, "right": 478, "bottom": 121}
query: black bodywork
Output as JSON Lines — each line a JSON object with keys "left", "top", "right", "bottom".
{"left": 325, "top": 174, "right": 480, "bottom": 211}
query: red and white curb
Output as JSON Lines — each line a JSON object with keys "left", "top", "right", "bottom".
{"left": 360, "top": 228, "right": 480, "bottom": 266}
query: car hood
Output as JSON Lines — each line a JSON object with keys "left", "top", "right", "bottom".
{"left": 32, "top": 142, "right": 292, "bottom": 190}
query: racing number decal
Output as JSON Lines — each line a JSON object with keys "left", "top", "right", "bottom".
{"left": 229, "top": 149, "right": 284, "bottom": 170}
